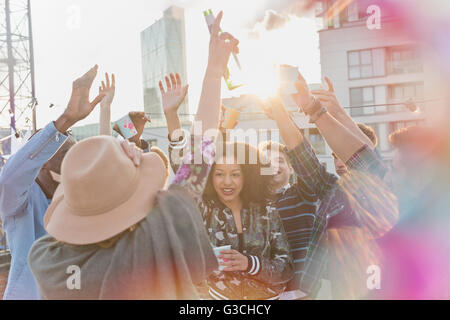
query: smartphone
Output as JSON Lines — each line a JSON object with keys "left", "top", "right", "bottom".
{"left": 115, "top": 114, "right": 138, "bottom": 140}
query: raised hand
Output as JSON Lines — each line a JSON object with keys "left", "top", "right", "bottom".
{"left": 310, "top": 76, "right": 345, "bottom": 118}
{"left": 99, "top": 73, "right": 115, "bottom": 107}
{"left": 129, "top": 111, "right": 151, "bottom": 140}
{"left": 206, "top": 11, "right": 239, "bottom": 78}
{"left": 56, "top": 65, "right": 105, "bottom": 133}
{"left": 292, "top": 72, "right": 314, "bottom": 113}
{"left": 113, "top": 112, "right": 150, "bottom": 149}
{"left": 159, "top": 73, "right": 189, "bottom": 116}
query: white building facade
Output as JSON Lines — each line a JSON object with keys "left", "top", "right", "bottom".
{"left": 317, "top": 0, "right": 444, "bottom": 171}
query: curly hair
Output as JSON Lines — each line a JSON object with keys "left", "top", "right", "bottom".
{"left": 203, "top": 142, "right": 273, "bottom": 206}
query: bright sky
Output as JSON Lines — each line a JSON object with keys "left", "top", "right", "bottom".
{"left": 31, "top": 0, "right": 322, "bottom": 128}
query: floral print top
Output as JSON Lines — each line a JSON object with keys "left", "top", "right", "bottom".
{"left": 171, "top": 136, "right": 215, "bottom": 203}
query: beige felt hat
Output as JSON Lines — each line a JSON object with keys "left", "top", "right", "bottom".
{"left": 44, "top": 135, "right": 165, "bottom": 245}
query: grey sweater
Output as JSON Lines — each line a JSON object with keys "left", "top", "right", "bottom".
{"left": 28, "top": 186, "right": 218, "bottom": 300}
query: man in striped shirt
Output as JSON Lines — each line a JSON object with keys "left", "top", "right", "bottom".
{"left": 259, "top": 141, "right": 316, "bottom": 300}
{"left": 259, "top": 74, "right": 394, "bottom": 299}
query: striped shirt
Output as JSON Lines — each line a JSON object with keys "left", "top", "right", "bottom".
{"left": 274, "top": 184, "right": 317, "bottom": 292}
{"left": 286, "top": 140, "right": 391, "bottom": 298}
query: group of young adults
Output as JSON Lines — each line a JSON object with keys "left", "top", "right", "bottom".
{"left": 0, "top": 12, "right": 448, "bottom": 300}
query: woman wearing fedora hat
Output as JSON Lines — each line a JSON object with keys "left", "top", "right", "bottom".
{"left": 28, "top": 12, "right": 239, "bottom": 300}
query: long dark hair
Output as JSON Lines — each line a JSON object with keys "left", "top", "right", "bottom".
{"left": 203, "top": 142, "right": 273, "bottom": 206}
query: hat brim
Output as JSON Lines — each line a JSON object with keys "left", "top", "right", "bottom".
{"left": 44, "top": 152, "right": 164, "bottom": 245}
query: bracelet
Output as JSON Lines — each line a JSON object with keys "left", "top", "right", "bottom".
{"left": 309, "top": 106, "right": 328, "bottom": 123}
{"left": 168, "top": 133, "right": 184, "bottom": 143}
{"left": 303, "top": 96, "right": 322, "bottom": 116}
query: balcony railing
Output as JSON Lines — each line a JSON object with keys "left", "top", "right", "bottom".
{"left": 386, "top": 60, "right": 423, "bottom": 75}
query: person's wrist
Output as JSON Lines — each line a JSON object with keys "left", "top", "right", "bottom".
{"left": 164, "top": 108, "right": 179, "bottom": 118}
{"left": 129, "top": 137, "right": 141, "bottom": 148}
{"left": 55, "top": 113, "right": 76, "bottom": 133}
{"left": 100, "top": 101, "right": 111, "bottom": 110}
{"left": 205, "top": 64, "right": 224, "bottom": 79}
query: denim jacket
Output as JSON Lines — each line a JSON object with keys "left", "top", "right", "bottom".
{"left": 0, "top": 122, "right": 67, "bottom": 299}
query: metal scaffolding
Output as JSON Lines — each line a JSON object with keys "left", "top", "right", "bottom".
{"left": 0, "top": 0, "right": 36, "bottom": 136}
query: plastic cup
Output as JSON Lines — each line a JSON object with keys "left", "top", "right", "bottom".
{"left": 213, "top": 245, "right": 231, "bottom": 271}
{"left": 279, "top": 65, "right": 300, "bottom": 95}
{"left": 222, "top": 108, "right": 240, "bottom": 129}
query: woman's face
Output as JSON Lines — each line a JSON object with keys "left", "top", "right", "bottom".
{"left": 212, "top": 161, "right": 244, "bottom": 205}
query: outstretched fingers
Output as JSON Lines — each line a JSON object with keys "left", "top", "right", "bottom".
{"left": 170, "top": 73, "right": 177, "bottom": 90}
{"left": 165, "top": 76, "right": 172, "bottom": 91}
{"left": 324, "top": 76, "right": 335, "bottom": 93}
{"left": 176, "top": 73, "right": 182, "bottom": 88}
{"left": 105, "top": 73, "right": 110, "bottom": 89}
{"left": 211, "top": 10, "right": 223, "bottom": 38}
{"left": 77, "top": 64, "right": 99, "bottom": 89}
{"left": 90, "top": 92, "right": 106, "bottom": 109}
{"left": 159, "top": 80, "right": 166, "bottom": 95}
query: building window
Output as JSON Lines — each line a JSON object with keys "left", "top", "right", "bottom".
{"left": 348, "top": 48, "right": 385, "bottom": 80}
{"left": 349, "top": 86, "right": 375, "bottom": 116}
{"left": 387, "top": 46, "right": 423, "bottom": 75}
{"left": 388, "top": 82, "right": 424, "bottom": 112}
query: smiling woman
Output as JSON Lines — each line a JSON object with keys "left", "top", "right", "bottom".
{"left": 203, "top": 142, "right": 272, "bottom": 206}
{"left": 168, "top": 140, "right": 294, "bottom": 300}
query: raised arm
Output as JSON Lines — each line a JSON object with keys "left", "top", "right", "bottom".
{"left": 160, "top": 73, "right": 189, "bottom": 141}
{"left": 196, "top": 11, "right": 238, "bottom": 134}
{"left": 293, "top": 72, "right": 366, "bottom": 163}
{"left": 171, "top": 11, "right": 239, "bottom": 201}
{"left": 311, "top": 76, "right": 375, "bottom": 150}
{"left": 261, "top": 95, "right": 336, "bottom": 199}
{"left": 112, "top": 112, "right": 151, "bottom": 151}
{"left": 0, "top": 65, "right": 105, "bottom": 219}
{"left": 99, "top": 73, "right": 115, "bottom": 136}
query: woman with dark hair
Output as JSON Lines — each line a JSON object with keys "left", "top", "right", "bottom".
{"left": 200, "top": 142, "right": 293, "bottom": 300}
{"left": 160, "top": 76, "right": 293, "bottom": 300}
